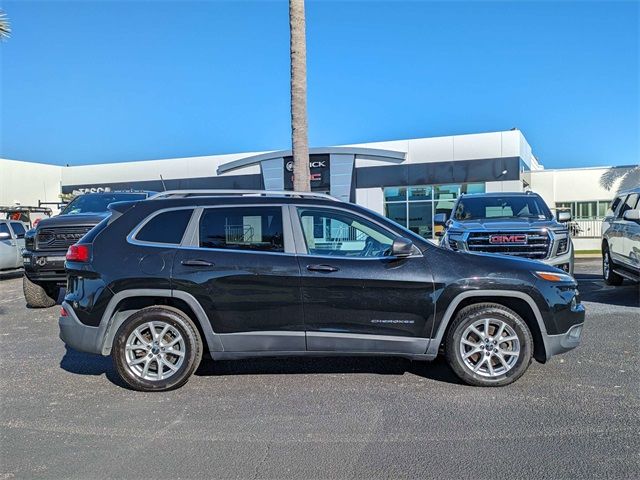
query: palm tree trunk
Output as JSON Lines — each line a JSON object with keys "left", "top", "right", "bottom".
{"left": 289, "top": 0, "right": 310, "bottom": 192}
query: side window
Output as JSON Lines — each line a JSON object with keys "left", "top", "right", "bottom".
{"left": 609, "top": 196, "right": 623, "bottom": 216}
{"left": 619, "top": 194, "right": 638, "bottom": 218}
{"left": 10, "top": 222, "right": 26, "bottom": 239}
{"left": 199, "top": 207, "right": 284, "bottom": 252}
{"left": 136, "top": 209, "right": 193, "bottom": 244}
{"left": 298, "top": 208, "right": 394, "bottom": 258}
{"left": 0, "top": 223, "right": 12, "bottom": 238}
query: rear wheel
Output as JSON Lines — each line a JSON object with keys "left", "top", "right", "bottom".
{"left": 603, "top": 245, "right": 623, "bottom": 286}
{"left": 113, "top": 306, "right": 203, "bottom": 392}
{"left": 445, "top": 303, "right": 533, "bottom": 387}
{"left": 23, "top": 276, "right": 59, "bottom": 308}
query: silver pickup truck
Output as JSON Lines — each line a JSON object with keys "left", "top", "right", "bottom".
{"left": 435, "top": 192, "right": 574, "bottom": 274}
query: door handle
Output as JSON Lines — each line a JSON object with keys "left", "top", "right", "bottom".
{"left": 181, "top": 259, "right": 214, "bottom": 267}
{"left": 307, "top": 264, "right": 339, "bottom": 273}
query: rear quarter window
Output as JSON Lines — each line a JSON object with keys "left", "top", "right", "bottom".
{"left": 135, "top": 209, "right": 193, "bottom": 244}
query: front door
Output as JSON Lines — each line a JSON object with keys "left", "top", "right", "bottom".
{"left": 292, "top": 206, "right": 435, "bottom": 354}
{"left": 172, "top": 205, "right": 304, "bottom": 352}
{"left": 9, "top": 222, "right": 26, "bottom": 268}
{"left": 0, "top": 222, "right": 18, "bottom": 269}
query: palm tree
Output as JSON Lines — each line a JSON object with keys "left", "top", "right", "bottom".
{"left": 600, "top": 165, "right": 640, "bottom": 193}
{"left": 0, "top": 9, "right": 11, "bottom": 40}
{"left": 289, "top": 0, "right": 311, "bottom": 192}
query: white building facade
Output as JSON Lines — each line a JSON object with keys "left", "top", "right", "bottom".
{"left": 1, "top": 130, "right": 637, "bottom": 250}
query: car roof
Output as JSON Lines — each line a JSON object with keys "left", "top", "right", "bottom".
{"left": 616, "top": 186, "right": 640, "bottom": 195}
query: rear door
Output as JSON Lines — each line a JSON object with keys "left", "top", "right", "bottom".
{"left": 171, "top": 205, "right": 305, "bottom": 352}
{"left": 292, "top": 205, "right": 435, "bottom": 354}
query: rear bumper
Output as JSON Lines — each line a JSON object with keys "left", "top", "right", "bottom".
{"left": 59, "top": 301, "right": 102, "bottom": 354}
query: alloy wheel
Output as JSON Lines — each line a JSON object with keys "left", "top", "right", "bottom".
{"left": 124, "top": 321, "right": 186, "bottom": 381}
{"left": 459, "top": 318, "right": 520, "bottom": 378}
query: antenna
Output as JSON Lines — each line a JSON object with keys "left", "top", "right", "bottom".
{"left": 159, "top": 175, "right": 167, "bottom": 192}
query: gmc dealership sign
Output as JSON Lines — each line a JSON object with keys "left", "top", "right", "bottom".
{"left": 489, "top": 234, "right": 528, "bottom": 244}
{"left": 284, "top": 154, "right": 330, "bottom": 191}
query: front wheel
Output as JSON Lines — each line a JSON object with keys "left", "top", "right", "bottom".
{"left": 23, "top": 276, "right": 59, "bottom": 308}
{"left": 445, "top": 303, "right": 533, "bottom": 387}
{"left": 112, "top": 306, "right": 203, "bottom": 392}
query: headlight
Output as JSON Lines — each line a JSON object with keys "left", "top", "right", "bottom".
{"left": 533, "top": 271, "right": 574, "bottom": 282}
{"left": 556, "top": 237, "right": 569, "bottom": 255}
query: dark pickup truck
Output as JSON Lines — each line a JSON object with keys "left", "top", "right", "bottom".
{"left": 22, "top": 191, "right": 153, "bottom": 307}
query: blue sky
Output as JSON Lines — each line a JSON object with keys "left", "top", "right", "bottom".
{"left": 0, "top": 0, "right": 638, "bottom": 168}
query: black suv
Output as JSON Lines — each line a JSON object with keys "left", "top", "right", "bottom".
{"left": 23, "top": 191, "right": 153, "bottom": 307}
{"left": 59, "top": 191, "right": 585, "bottom": 391}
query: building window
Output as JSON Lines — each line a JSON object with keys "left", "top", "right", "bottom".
{"left": 383, "top": 183, "right": 486, "bottom": 239}
{"left": 554, "top": 201, "right": 612, "bottom": 220}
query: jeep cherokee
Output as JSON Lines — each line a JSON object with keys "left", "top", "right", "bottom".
{"left": 59, "top": 190, "right": 585, "bottom": 391}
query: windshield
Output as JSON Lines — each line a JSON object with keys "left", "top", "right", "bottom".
{"left": 454, "top": 196, "right": 552, "bottom": 221}
{"left": 61, "top": 193, "right": 147, "bottom": 215}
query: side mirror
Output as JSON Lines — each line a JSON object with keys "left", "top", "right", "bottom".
{"left": 558, "top": 211, "right": 572, "bottom": 222}
{"left": 0, "top": 232, "right": 11, "bottom": 241}
{"left": 433, "top": 213, "right": 448, "bottom": 226}
{"left": 390, "top": 237, "right": 414, "bottom": 258}
{"left": 623, "top": 209, "right": 640, "bottom": 221}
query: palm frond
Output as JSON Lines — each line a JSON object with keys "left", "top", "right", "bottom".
{"left": 0, "top": 10, "right": 11, "bottom": 40}
{"left": 600, "top": 165, "right": 640, "bottom": 192}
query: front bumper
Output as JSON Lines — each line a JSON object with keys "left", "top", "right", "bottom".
{"left": 23, "top": 250, "right": 67, "bottom": 285}
{"left": 540, "top": 248, "right": 575, "bottom": 274}
{"left": 541, "top": 298, "right": 585, "bottom": 360}
{"left": 59, "top": 301, "right": 102, "bottom": 354}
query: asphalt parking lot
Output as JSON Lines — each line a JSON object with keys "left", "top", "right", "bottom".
{"left": 0, "top": 259, "right": 638, "bottom": 479}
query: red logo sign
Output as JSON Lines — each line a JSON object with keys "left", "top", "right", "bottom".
{"left": 489, "top": 234, "right": 528, "bottom": 244}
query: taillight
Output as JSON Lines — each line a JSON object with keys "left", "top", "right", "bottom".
{"left": 60, "top": 306, "right": 69, "bottom": 317}
{"left": 66, "top": 244, "right": 91, "bottom": 262}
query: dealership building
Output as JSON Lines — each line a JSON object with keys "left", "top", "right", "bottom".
{"left": 1, "top": 129, "right": 637, "bottom": 250}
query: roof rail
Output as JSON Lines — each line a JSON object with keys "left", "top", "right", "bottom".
{"left": 148, "top": 189, "right": 341, "bottom": 202}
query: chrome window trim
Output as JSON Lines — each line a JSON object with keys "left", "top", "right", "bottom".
{"left": 127, "top": 206, "right": 196, "bottom": 248}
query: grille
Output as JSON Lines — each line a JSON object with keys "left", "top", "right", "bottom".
{"left": 36, "top": 226, "right": 93, "bottom": 251}
{"left": 466, "top": 231, "right": 551, "bottom": 260}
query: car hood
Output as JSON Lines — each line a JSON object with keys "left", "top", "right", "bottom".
{"left": 36, "top": 212, "right": 109, "bottom": 229}
{"left": 449, "top": 217, "right": 562, "bottom": 231}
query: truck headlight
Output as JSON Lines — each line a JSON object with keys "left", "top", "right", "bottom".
{"left": 556, "top": 237, "right": 569, "bottom": 255}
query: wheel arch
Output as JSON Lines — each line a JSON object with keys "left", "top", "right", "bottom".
{"left": 98, "top": 289, "right": 222, "bottom": 355}
{"left": 429, "top": 290, "right": 550, "bottom": 363}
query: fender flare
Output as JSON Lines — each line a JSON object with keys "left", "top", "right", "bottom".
{"left": 98, "top": 289, "right": 223, "bottom": 355}
{"left": 425, "top": 289, "right": 550, "bottom": 360}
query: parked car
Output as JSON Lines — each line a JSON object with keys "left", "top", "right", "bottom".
{"left": 435, "top": 192, "right": 574, "bottom": 274}
{"left": 601, "top": 187, "right": 640, "bottom": 285}
{"left": 22, "top": 191, "right": 154, "bottom": 308}
{"left": 0, "top": 219, "right": 27, "bottom": 271}
{"left": 59, "top": 190, "right": 585, "bottom": 391}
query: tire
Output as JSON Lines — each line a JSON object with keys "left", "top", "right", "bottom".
{"left": 112, "top": 306, "right": 203, "bottom": 392}
{"left": 445, "top": 303, "right": 533, "bottom": 387}
{"left": 602, "top": 245, "right": 623, "bottom": 286}
{"left": 23, "top": 276, "right": 59, "bottom": 308}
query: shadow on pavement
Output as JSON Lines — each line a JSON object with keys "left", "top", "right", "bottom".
{"left": 575, "top": 273, "right": 639, "bottom": 308}
{"left": 59, "top": 346, "right": 127, "bottom": 388}
{"left": 195, "top": 355, "right": 465, "bottom": 385}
